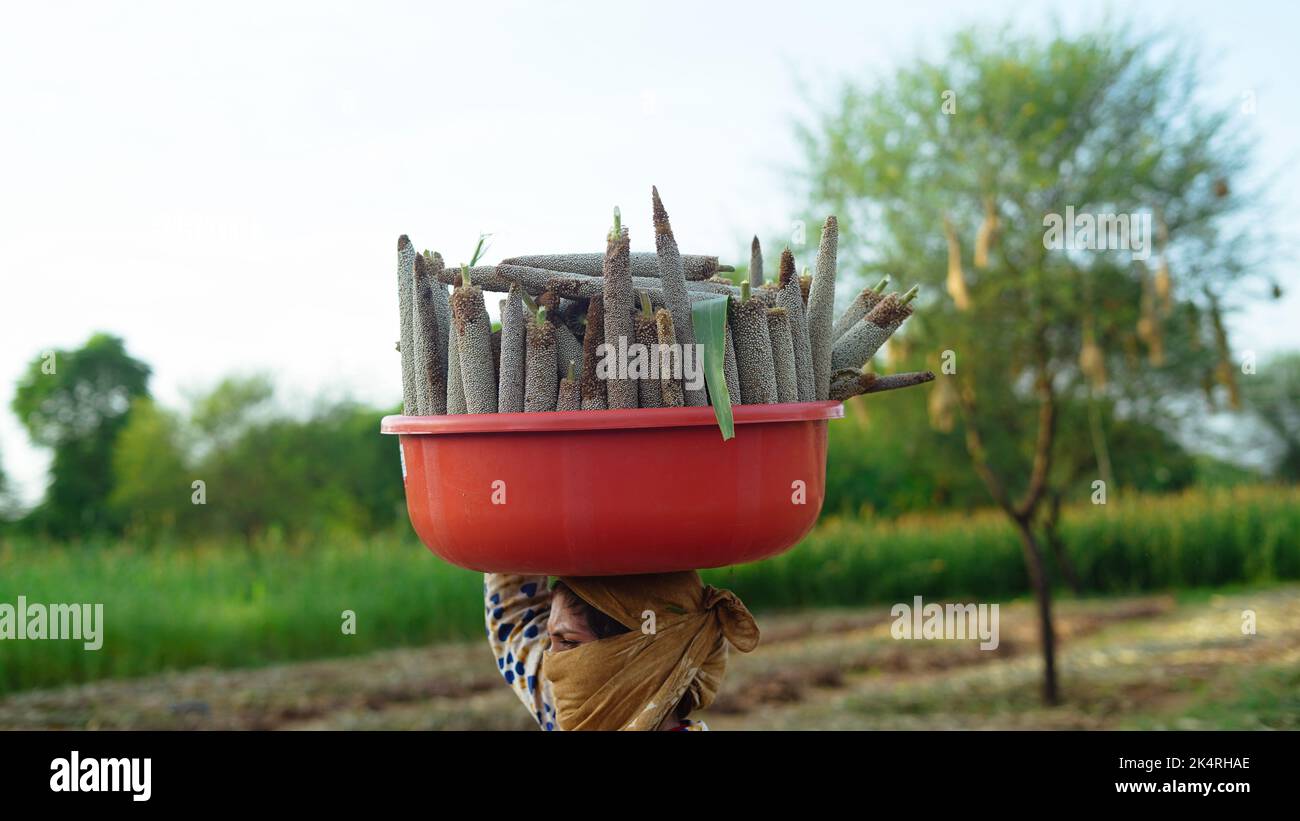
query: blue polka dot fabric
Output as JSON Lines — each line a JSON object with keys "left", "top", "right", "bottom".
{"left": 484, "top": 573, "right": 557, "bottom": 731}
{"left": 482, "top": 573, "right": 709, "bottom": 732}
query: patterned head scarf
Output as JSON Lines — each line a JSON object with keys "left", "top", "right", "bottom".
{"left": 541, "top": 571, "right": 760, "bottom": 731}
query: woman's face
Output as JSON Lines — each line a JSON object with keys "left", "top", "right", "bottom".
{"left": 546, "top": 585, "right": 598, "bottom": 651}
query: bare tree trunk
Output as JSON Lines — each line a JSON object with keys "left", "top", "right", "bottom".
{"left": 1043, "top": 490, "right": 1082, "bottom": 595}
{"left": 956, "top": 350, "right": 1062, "bottom": 705}
{"left": 1012, "top": 515, "right": 1060, "bottom": 705}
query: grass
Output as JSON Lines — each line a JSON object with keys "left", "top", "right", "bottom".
{"left": 713, "top": 484, "right": 1300, "bottom": 608}
{"left": 7, "top": 585, "right": 1294, "bottom": 730}
{"left": 0, "top": 535, "right": 481, "bottom": 694}
{"left": 1, "top": 484, "right": 1296, "bottom": 695}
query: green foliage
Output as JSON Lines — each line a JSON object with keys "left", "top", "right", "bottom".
{"left": 0, "top": 533, "right": 480, "bottom": 694}
{"left": 98, "top": 373, "right": 407, "bottom": 541}
{"left": 108, "top": 398, "right": 190, "bottom": 533}
{"left": 823, "top": 386, "right": 1203, "bottom": 517}
{"left": 825, "top": 390, "right": 985, "bottom": 515}
{"left": 2, "top": 485, "right": 1293, "bottom": 695}
{"left": 1244, "top": 352, "right": 1300, "bottom": 480}
{"left": 798, "top": 23, "right": 1268, "bottom": 511}
{"left": 188, "top": 373, "right": 275, "bottom": 448}
{"left": 11, "top": 333, "right": 151, "bottom": 536}
{"left": 708, "top": 485, "right": 1299, "bottom": 608}
{"left": 187, "top": 398, "right": 405, "bottom": 538}
{"left": 0, "top": 445, "right": 12, "bottom": 522}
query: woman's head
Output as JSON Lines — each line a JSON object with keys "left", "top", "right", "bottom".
{"left": 546, "top": 579, "right": 689, "bottom": 727}
{"left": 547, "top": 580, "right": 630, "bottom": 651}
{"left": 541, "top": 572, "right": 760, "bottom": 731}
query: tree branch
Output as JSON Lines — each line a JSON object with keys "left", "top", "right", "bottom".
{"left": 1015, "top": 352, "right": 1057, "bottom": 521}
{"left": 955, "top": 378, "right": 1015, "bottom": 517}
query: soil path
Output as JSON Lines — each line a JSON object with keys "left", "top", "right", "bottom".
{"left": 3, "top": 587, "right": 1295, "bottom": 730}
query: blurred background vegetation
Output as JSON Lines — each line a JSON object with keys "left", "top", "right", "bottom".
{"left": 5, "top": 331, "right": 1290, "bottom": 547}
{"left": 1, "top": 20, "right": 1297, "bottom": 722}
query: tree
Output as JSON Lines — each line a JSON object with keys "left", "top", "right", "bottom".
{"left": 0, "top": 445, "right": 13, "bottom": 522}
{"left": 1243, "top": 352, "right": 1300, "bottom": 480}
{"left": 108, "top": 397, "right": 192, "bottom": 535}
{"left": 799, "top": 24, "right": 1270, "bottom": 703}
{"left": 12, "top": 333, "right": 151, "bottom": 536}
{"left": 185, "top": 376, "right": 405, "bottom": 539}
{"left": 188, "top": 373, "right": 275, "bottom": 452}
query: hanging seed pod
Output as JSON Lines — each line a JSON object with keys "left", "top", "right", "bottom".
{"left": 446, "top": 318, "right": 466, "bottom": 414}
{"left": 557, "top": 360, "right": 581, "bottom": 411}
{"left": 943, "top": 214, "right": 971, "bottom": 311}
{"left": 1079, "top": 317, "right": 1106, "bottom": 392}
{"left": 723, "top": 322, "right": 742, "bottom": 405}
{"left": 749, "top": 236, "right": 764, "bottom": 290}
{"left": 831, "top": 276, "right": 889, "bottom": 344}
{"left": 396, "top": 235, "right": 418, "bottom": 413}
{"left": 580, "top": 296, "right": 607, "bottom": 410}
{"left": 603, "top": 211, "right": 639, "bottom": 409}
{"left": 777, "top": 249, "right": 815, "bottom": 402}
{"left": 525, "top": 307, "right": 558, "bottom": 412}
{"left": 766, "top": 306, "right": 798, "bottom": 403}
{"left": 1155, "top": 257, "right": 1173, "bottom": 315}
{"left": 806, "top": 216, "right": 840, "bottom": 400}
{"left": 730, "top": 281, "right": 778, "bottom": 404}
{"left": 927, "top": 372, "right": 957, "bottom": 432}
{"left": 634, "top": 293, "right": 663, "bottom": 409}
{"left": 651, "top": 186, "right": 708, "bottom": 406}
{"left": 499, "top": 252, "right": 730, "bottom": 281}
{"left": 655, "top": 308, "right": 685, "bottom": 408}
{"left": 830, "top": 367, "right": 935, "bottom": 401}
{"left": 1155, "top": 215, "right": 1173, "bottom": 315}
{"left": 450, "top": 267, "right": 499, "bottom": 414}
{"left": 831, "top": 287, "right": 917, "bottom": 371}
{"left": 1136, "top": 263, "right": 1164, "bottom": 366}
{"left": 1208, "top": 294, "right": 1240, "bottom": 410}
{"left": 412, "top": 251, "right": 449, "bottom": 415}
{"left": 973, "top": 196, "right": 999, "bottom": 270}
{"left": 497, "top": 285, "right": 526, "bottom": 413}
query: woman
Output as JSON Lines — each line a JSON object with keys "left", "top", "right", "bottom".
{"left": 484, "top": 571, "right": 760, "bottom": 731}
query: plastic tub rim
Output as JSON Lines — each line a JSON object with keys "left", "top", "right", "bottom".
{"left": 381, "top": 400, "right": 844, "bottom": 436}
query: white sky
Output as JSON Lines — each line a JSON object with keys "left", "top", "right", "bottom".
{"left": 2, "top": 0, "right": 1297, "bottom": 506}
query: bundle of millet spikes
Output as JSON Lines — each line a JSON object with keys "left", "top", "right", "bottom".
{"left": 394, "top": 188, "right": 933, "bottom": 416}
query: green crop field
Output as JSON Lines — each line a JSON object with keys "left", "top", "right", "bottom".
{"left": 1, "top": 485, "right": 1296, "bottom": 695}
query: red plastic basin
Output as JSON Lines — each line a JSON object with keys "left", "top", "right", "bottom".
{"left": 381, "top": 401, "right": 843, "bottom": 576}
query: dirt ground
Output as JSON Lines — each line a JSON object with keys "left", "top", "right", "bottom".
{"left": 2, "top": 586, "right": 1296, "bottom": 730}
